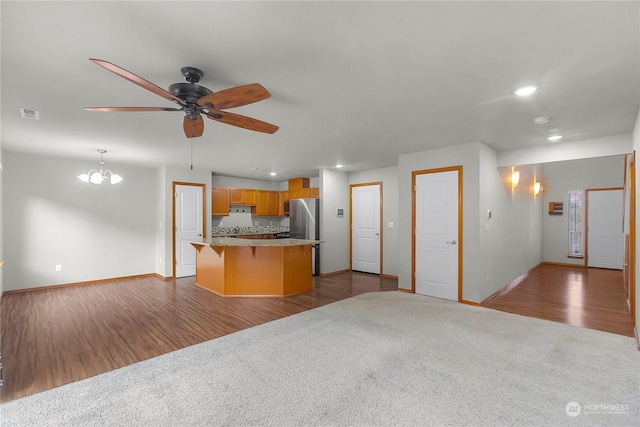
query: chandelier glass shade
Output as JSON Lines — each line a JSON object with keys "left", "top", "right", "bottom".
{"left": 78, "top": 149, "right": 123, "bottom": 185}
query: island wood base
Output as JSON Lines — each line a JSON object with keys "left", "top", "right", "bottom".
{"left": 192, "top": 243, "right": 313, "bottom": 296}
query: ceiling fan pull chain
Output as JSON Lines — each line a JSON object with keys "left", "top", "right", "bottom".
{"left": 190, "top": 138, "right": 194, "bottom": 170}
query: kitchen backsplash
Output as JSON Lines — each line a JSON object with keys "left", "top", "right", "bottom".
{"left": 211, "top": 210, "right": 289, "bottom": 228}
{"left": 212, "top": 225, "right": 289, "bottom": 237}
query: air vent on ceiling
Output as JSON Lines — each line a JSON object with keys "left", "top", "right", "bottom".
{"left": 19, "top": 107, "right": 40, "bottom": 120}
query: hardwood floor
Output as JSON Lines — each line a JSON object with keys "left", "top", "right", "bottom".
{"left": 1, "top": 265, "right": 634, "bottom": 403}
{"left": 482, "top": 264, "right": 634, "bottom": 337}
{"left": 0, "top": 272, "right": 397, "bottom": 403}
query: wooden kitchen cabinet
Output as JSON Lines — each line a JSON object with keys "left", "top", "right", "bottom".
{"left": 290, "top": 187, "right": 319, "bottom": 200}
{"left": 267, "top": 191, "right": 279, "bottom": 216}
{"left": 230, "top": 188, "right": 256, "bottom": 205}
{"left": 211, "top": 187, "right": 230, "bottom": 216}
{"left": 254, "top": 190, "right": 280, "bottom": 216}
{"left": 301, "top": 187, "right": 320, "bottom": 198}
{"left": 254, "top": 190, "right": 268, "bottom": 216}
{"left": 289, "top": 189, "right": 303, "bottom": 199}
{"left": 278, "top": 191, "right": 288, "bottom": 217}
{"left": 288, "top": 177, "right": 310, "bottom": 190}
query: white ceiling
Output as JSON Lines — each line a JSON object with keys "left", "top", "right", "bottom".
{"left": 2, "top": 1, "right": 639, "bottom": 180}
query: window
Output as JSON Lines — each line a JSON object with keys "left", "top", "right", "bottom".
{"left": 568, "top": 191, "right": 583, "bottom": 257}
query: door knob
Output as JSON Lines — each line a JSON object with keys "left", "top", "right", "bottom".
{"left": 446, "top": 240, "right": 457, "bottom": 245}
{"left": 197, "top": 233, "right": 203, "bottom": 237}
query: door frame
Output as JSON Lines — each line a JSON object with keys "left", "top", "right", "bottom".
{"left": 627, "top": 152, "right": 636, "bottom": 325}
{"left": 349, "top": 182, "right": 383, "bottom": 274}
{"left": 584, "top": 187, "right": 623, "bottom": 268}
{"left": 172, "top": 181, "right": 207, "bottom": 278}
{"left": 411, "top": 166, "right": 463, "bottom": 302}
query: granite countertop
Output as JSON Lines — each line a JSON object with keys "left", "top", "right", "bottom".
{"left": 212, "top": 225, "right": 289, "bottom": 237}
{"left": 194, "top": 237, "right": 322, "bottom": 247}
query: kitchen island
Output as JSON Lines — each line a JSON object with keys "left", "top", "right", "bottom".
{"left": 191, "top": 238, "right": 321, "bottom": 297}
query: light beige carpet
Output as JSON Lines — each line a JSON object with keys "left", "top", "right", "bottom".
{"left": 2, "top": 291, "right": 638, "bottom": 426}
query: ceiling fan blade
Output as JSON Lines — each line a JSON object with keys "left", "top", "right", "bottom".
{"left": 84, "top": 107, "right": 182, "bottom": 112}
{"left": 197, "top": 83, "right": 271, "bottom": 110}
{"left": 89, "top": 58, "right": 186, "bottom": 106}
{"left": 205, "top": 110, "right": 279, "bottom": 134}
{"left": 183, "top": 115, "right": 204, "bottom": 138}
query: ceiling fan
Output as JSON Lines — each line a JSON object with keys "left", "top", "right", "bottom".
{"left": 85, "top": 58, "right": 279, "bottom": 138}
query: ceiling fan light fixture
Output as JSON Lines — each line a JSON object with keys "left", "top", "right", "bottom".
{"left": 87, "top": 59, "right": 278, "bottom": 138}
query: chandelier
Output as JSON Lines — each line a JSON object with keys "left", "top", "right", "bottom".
{"left": 77, "top": 149, "right": 123, "bottom": 185}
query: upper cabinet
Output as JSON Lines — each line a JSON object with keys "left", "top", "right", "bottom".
{"left": 230, "top": 188, "right": 256, "bottom": 205}
{"left": 212, "top": 187, "right": 230, "bottom": 216}
{"left": 288, "top": 177, "right": 310, "bottom": 190}
{"left": 288, "top": 177, "right": 318, "bottom": 200}
{"left": 212, "top": 178, "right": 318, "bottom": 218}
{"left": 253, "top": 190, "right": 281, "bottom": 216}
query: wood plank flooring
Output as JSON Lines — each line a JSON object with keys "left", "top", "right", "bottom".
{"left": 1, "top": 265, "right": 634, "bottom": 403}
{"left": 0, "top": 272, "right": 397, "bottom": 403}
{"left": 482, "top": 264, "right": 634, "bottom": 337}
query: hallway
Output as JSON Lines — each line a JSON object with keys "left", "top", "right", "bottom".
{"left": 482, "top": 263, "right": 634, "bottom": 337}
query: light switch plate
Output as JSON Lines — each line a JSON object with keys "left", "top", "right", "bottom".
{"left": 388, "top": 221, "right": 395, "bottom": 229}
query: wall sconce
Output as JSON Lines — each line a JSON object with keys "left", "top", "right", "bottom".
{"left": 511, "top": 170, "right": 520, "bottom": 188}
{"left": 533, "top": 181, "right": 542, "bottom": 195}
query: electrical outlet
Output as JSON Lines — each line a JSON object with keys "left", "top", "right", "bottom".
{"left": 486, "top": 273, "right": 490, "bottom": 282}
{"left": 55, "top": 264, "right": 63, "bottom": 272}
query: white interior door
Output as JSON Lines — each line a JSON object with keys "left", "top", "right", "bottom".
{"left": 351, "top": 184, "right": 381, "bottom": 274}
{"left": 175, "top": 184, "right": 203, "bottom": 277}
{"left": 414, "top": 170, "right": 459, "bottom": 301}
{"left": 587, "top": 189, "right": 624, "bottom": 269}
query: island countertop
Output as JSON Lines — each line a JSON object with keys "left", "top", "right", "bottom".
{"left": 193, "top": 237, "right": 322, "bottom": 247}
{"left": 191, "top": 238, "right": 320, "bottom": 297}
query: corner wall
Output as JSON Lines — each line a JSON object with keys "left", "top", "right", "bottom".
{"left": 398, "top": 142, "right": 481, "bottom": 301}
{"left": 478, "top": 145, "right": 543, "bottom": 301}
{"left": 398, "top": 142, "right": 542, "bottom": 303}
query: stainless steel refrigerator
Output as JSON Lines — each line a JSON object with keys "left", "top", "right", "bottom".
{"left": 289, "top": 198, "right": 320, "bottom": 275}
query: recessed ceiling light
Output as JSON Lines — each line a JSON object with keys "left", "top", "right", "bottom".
{"left": 270, "top": 172, "right": 277, "bottom": 176}
{"left": 547, "top": 135, "right": 563, "bottom": 142}
{"left": 513, "top": 85, "right": 538, "bottom": 96}
{"left": 533, "top": 116, "right": 549, "bottom": 125}
{"left": 335, "top": 164, "right": 343, "bottom": 168}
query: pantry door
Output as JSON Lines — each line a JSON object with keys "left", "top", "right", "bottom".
{"left": 351, "top": 183, "right": 382, "bottom": 274}
{"left": 174, "top": 183, "right": 205, "bottom": 278}
{"left": 413, "top": 168, "right": 461, "bottom": 301}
